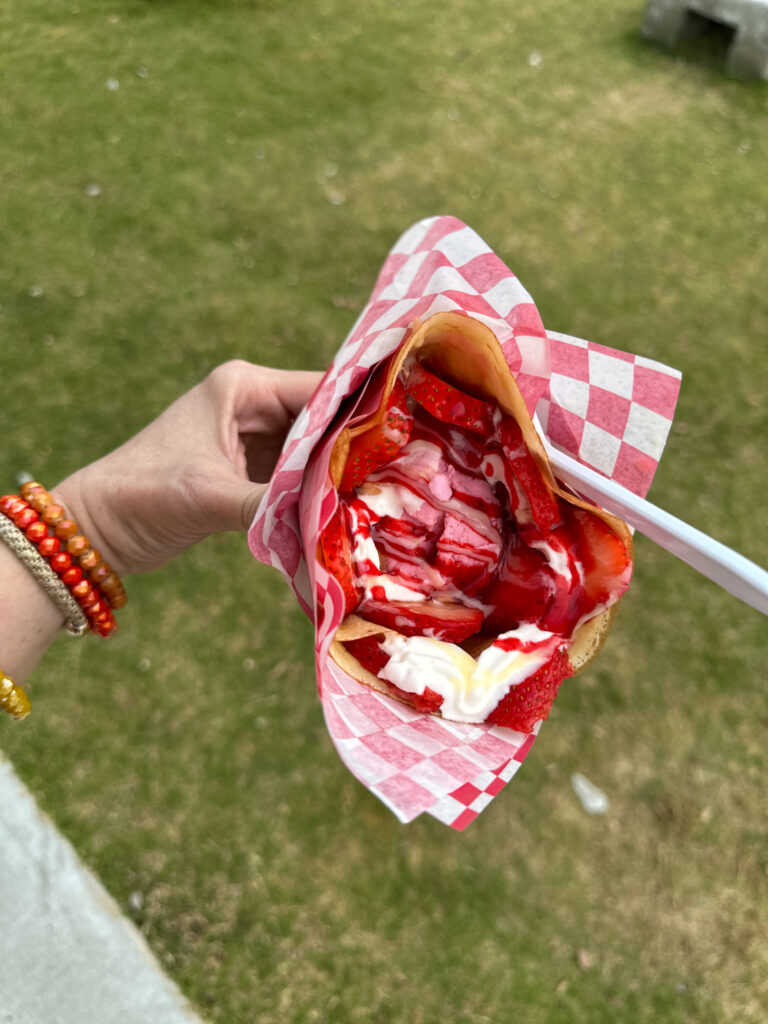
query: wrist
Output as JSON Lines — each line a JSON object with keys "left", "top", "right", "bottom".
{"left": 0, "top": 533, "right": 66, "bottom": 680}
{"left": 3, "top": 482, "right": 125, "bottom": 635}
{"left": 54, "top": 471, "right": 127, "bottom": 579}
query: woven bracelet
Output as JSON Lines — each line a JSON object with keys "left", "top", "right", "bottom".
{"left": 0, "top": 512, "right": 89, "bottom": 636}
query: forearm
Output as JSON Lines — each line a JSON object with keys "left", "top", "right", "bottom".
{"left": 0, "top": 479, "right": 118, "bottom": 683}
{"left": 0, "top": 538, "right": 65, "bottom": 681}
{"left": 0, "top": 363, "right": 321, "bottom": 692}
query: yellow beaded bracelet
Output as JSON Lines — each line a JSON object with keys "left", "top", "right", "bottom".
{"left": 0, "top": 671, "right": 31, "bottom": 721}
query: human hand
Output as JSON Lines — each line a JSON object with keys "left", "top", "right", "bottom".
{"left": 55, "top": 361, "right": 322, "bottom": 576}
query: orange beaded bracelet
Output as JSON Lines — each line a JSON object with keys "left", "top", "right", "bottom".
{"left": 21, "top": 483, "right": 127, "bottom": 610}
{"left": 0, "top": 509, "right": 89, "bottom": 635}
{"left": 0, "top": 483, "right": 126, "bottom": 637}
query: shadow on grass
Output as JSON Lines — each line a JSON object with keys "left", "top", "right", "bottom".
{"left": 618, "top": 25, "right": 767, "bottom": 87}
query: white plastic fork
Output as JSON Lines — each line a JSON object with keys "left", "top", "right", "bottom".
{"left": 533, "top": 419, "right": 768, "bottom": 617}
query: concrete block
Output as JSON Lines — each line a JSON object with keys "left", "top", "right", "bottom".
{"left": 641, "top": 0, "right": 768, "bottom": 78}
{"left": 0, "top": 756, "right": 204, "bottom": 1024}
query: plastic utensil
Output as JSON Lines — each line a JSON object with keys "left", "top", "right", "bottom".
{"left": 535, "top": 420, "right": 768, "bottom": 616}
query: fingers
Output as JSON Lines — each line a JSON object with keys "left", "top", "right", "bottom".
{"left": 211, "top": 366, "right": 324, "bottom": 531}
{"left": 266, "top": 369, "right": 325, "bottom": 419}
{"left": 206, "top": 362, "right": 323, "bottom": 433}
{"left": 191, "top": 470, "right": 268, "bottom": 535}
{"left": 47, "top": 363, "right": 322, "bottom": 576}
{"left": 241, "top": 482, "right": 268, "bottom": 531}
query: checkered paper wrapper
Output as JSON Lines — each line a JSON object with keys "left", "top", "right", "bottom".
{"left": 249, "top": 216, "right": 681, "bottom": 830}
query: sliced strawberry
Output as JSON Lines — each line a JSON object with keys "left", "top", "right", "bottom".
{"left": 340, "top": 379, "right": 413, "bottom": 493}
{"left": 485, "top": 647, "right": 573, "bottom": 732}
{"left": 365, "top": 507, "right": 442, "bottom": 594}
{"left": 528, "top": 522, "right": 585, "bottom": 635}
{"left": 410, "top": 412, "right": 487, "bottom": 470}
{"left": 382, "top": 680, "right": 445, "bottom": 713}
{"left": 359, "top": 598, "right": 483, "bottom": 643}
{"left": 319, "top": 504, "right": 360, "bottom": 615}
{"left": 435, "top": 512, "right": 502, "bottom": 594}
{"left": 569, "top": 508, "right": 632, "bottom": 608}
{"left": 407, "top": 686, "right": 444, "bottom": 714}
{"left": 407, "top": 363, "right": 494, "bottom": 436}
{"left": 346, "top": 498, "right": 381, "bottom": 579}
{"left": 436, "top": 550, "right": 490, "bottom": 593}
{"left": 482, "top": 542, "right": 554, "bottom": 630}
{"left": 497, "top": 417, "right": 561, "bottom": 532}
{"left": 345, "top": 635, "right": 390, "bottom": 677}
{"left": 344, "top": 632, "right": 445, "bottom": 713}
{"left": 539, "top": 580, "right": 583, "bottom": 635}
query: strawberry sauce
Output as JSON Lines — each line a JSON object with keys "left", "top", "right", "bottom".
{"left": 330, "top": 358, "right": 632, "bottom": 726}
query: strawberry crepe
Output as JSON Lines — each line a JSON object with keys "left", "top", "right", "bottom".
{"left": 323, "top": 313, "right": 633, "bottom": 731}
{"left": 249, "top": 216, "right": 681, "bottom": 828}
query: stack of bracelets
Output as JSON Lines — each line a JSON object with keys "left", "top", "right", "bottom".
{"left": 0, "top": 481, "right": 127, "bottom": 720}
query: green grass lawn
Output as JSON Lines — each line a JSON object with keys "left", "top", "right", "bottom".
{"left": 2, "top": 1, "right": 767, "bottom": 1021}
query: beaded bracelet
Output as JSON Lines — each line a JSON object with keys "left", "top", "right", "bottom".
{"left": 0, "top": 484, "right": 125, "bottom": 637}
{"left": 0, "top": 510, "right": 89, "bottom": 636}
{"left": 0, "top": 670, "right": 31, "bottom": 721}
{"left": 19, "top": 482, "right": 127, "bottom": 610}
{"left": 0, "top": 501, "right": 114, "bottom": 636}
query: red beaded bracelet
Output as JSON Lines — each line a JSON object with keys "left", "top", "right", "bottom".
{"left": 21, "top": 483, "right": 127, "bottom": 609}
{"left": 0, "top": 484, "right": 126, "bottom": 637}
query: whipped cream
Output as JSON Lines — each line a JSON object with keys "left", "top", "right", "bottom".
{"left": 367, "top": 578, "right": 428, "bottom": 603}
{"left": 340, "top": 371, "right": 630, "bottom": 724}
{"left": 482, "top": 451, "right": 533, "bottom": 526}
{"left": 352, "top": 532, "right": 380, "bottom": 571}
{"left": 357, "top": 480, "right": 428, "bottom": 521}
{"left": 530, "top": 535, "right": 583, "bottom": 587}
{"left": 379, "top": 624, "right": 562, "bottom": 724}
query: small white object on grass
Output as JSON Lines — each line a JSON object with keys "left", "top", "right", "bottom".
{"left": 571, "top": 773, "right": 610, "bottom": 815}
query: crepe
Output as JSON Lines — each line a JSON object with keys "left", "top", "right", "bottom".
{"left": 320, "top": 312, "right": 633, "bottom": 725}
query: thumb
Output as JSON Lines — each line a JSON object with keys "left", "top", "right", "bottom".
{"left": 241, "top": 482, "right": 268, "bottom": 531}
{"left": 200, "top": 475, "right": 268, "bottom": 534}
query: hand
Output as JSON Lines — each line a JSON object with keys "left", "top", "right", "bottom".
{"left": 55, "top": 361, "right": 322, "bottom": 576}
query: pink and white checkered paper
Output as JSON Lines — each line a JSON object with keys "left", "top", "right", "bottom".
{"left": 249, "top": 216, "right": 681, "bottom": 831}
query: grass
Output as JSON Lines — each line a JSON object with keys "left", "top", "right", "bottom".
{"left": 1, "top": 0, "right": 767, "bottom": 1021}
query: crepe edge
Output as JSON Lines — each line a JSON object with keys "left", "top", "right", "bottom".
{"left": 322, "top": 312, "right": 633, "bottom": 712}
